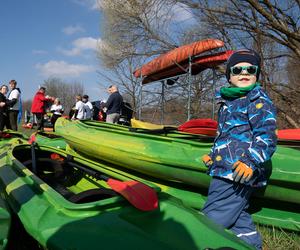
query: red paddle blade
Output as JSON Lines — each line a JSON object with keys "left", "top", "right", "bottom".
{"left": 50, "top": 153, "right": 65, "bottom": 161}
{"left": 28, "top": 134, "right": 37, "bottom": 144}
{"left": 107, "top": 179, "right": 158, "bottom": 211}
{"left": 1, "top": 133, "right": 12, "bottom": 139}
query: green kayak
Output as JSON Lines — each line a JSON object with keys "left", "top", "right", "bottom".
{"left": 0, "top": 130, "right": 27, "bottom": 146}
{"left": 55, "top": 118, "right": 300, "bottom": 205}
{"left": 0, "top": 139, "right": 252, "bottom": 250}
{"left": 0, "top": 194, "right": 10, "bottom": 250}
{"left": 30, "top": 131, "right": 68, "bottom": 150}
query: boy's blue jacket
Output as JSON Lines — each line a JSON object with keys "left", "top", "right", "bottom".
{"left": 208, "top": 84, "right": 277, "bottom": 186}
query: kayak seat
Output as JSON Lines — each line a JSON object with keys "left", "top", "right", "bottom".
{"left": 69, "top": 188, "right": 118, "bottom": 204}
{"left": 23, "top": 158, "right": 64, "bottom": 180}
{"left": 51, "top": 183, "right": 74, "bottom": 199}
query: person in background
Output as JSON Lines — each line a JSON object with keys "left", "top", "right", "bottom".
{"left": 24, "top": 110, "right": 31, "bottom": 124}
{"left": 7, "top": 79, "right": 21, "bottom": 131}
{"left": 201, "top": 49, "right": 277, "bottom": 250}
{"left": 82, "top": 94, "right": 93, "bottom": 120}
{"left": 0, "top": 85, "right": 10, "bottom": 136}
{"left": 31, "top": 86, "right": 53, "bottom": 131}
{"left": 72, "top": 95, "right": 85, "bottom": 120}
{"left": 102, "top": 85, "right": 123, "bottom": 124}
{"left": 50, "top": 98, "right": 64, "bottom": 131}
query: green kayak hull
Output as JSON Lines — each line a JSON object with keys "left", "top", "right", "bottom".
{"left": 0, "top": 194, "right": 10, "bottom": 250}
{"left": 55, "top": 119, "right": 300, "bottom": 205}
{"left": 0, "top": 139, "right": 251, "bottom": 250}
{"left": 0, "top": 130, "right": 28, "bottom": 146}
{"left": 32, "top": 132, "right": 67, "bottom": 150}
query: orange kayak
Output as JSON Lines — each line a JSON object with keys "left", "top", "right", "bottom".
{"left": 141, "top": 50, "right": 233, "bottom": 84}
{"left": 134, "top": 39, "right": 224, "bottom": 79}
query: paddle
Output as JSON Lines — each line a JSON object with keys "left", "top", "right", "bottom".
{"left": 50, "top": 154, "right": 159, "bottom": 211}
{"left": 129, "top": 126, "right": 177, "bottom": 135}
{"left": 28, "top": 134, "right": 37, "bottom": 174}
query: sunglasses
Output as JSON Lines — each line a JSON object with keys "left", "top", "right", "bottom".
{"left": 230, "top": 65, "right": 258, "bottom": 75}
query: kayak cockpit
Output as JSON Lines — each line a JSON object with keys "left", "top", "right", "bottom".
{"left": 12, "top": 147, "right": 118, "bottom": 204}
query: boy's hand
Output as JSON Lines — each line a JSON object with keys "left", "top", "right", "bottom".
{"left": 202, "top": 154, "right": 213, "bottom": 167}
{"left": 232, "top": 161, "right": 253, "bottom": 183}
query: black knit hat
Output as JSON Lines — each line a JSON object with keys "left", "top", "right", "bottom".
{"left": 226, "top": 49, "right": 261, "bottom": 81}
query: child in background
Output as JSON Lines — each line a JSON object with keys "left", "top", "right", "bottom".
{"left": 50, "top": 98, "right": 64, "bottom": 131}
{"left": 202, "top": 49, "right": 277, "bottom": 249}
{"left": 82, "top": 95, "right": 93, "bottom": 120}
{"left": 72, "top": 95, "right": 85, "bottom": 120}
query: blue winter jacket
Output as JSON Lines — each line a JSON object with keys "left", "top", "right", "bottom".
{"left": 208, "top": 84, "right": 277, "bottom": 186}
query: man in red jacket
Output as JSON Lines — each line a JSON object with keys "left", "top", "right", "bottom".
{"left": 31, "top": 87, "right": 53, "bottom": 131}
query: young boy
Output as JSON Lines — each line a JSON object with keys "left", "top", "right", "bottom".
{"left": 202, "top": 49, "right": 277, "bottom": 249}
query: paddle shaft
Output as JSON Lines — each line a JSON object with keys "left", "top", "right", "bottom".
{"left": 129, "top": 126, "right": 177, "bottom": 135}
{"left": 67, "top": 162, "right": 109, "bottom": 182}
{"left": 31, "top": 142, "right": 37, "bottom": 174}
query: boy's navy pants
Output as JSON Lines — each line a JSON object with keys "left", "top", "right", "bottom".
{"left": 202, "top": 177, "right": 262, "bottom": 250}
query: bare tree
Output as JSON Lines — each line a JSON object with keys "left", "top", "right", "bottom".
{"left": 98, "top": 0, "right": 300, "bottom": 127}
{"left": 98, "top": 0, "right": 224, "bottom": 122}
{"left": 173, "top": 0, "right": 300, "bottom": 127}
{"left": 97, "top": 56, "right": 142, "bottom": 116}
{"left": 178, "top": 0, "right": 300, "bottom": 57}
{"left": 98, "top": 0, "right": 197, "bottom": 68}
{"left": 43, "top": 77, "right": 85, "bottom": 115}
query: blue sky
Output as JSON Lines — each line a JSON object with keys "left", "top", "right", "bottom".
{"left": 0, "top": 0, "right": 109, "bottom": 101}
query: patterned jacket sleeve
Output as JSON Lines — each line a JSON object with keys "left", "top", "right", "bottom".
{"left": 239, "top": 95, "right": 277, "bottom": 170}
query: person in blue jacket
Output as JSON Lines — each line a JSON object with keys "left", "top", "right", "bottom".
{"left": 202, "top": 49, "right": 277, "bottom": 250}
{"left": 103, "top": 85, "right": 123, "bottom": 124}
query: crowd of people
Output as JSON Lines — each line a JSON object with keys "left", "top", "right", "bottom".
{"left": 0, "top": 80, "right": 22, "bottom": 137}
{"left": 0, "top": 83, "right": 125, "bottom": 134}
{"left": 68, "top": 85, "right": 123, "bottom": 123}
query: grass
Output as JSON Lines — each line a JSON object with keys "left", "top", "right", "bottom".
{"left": 259, "top": 225, "right": 300, "bottom": 250}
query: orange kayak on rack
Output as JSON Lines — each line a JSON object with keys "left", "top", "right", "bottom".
{"left": 141, "top": 50, "right": 233, "bottom": 84}
{"left": 133, "top": 39, "right": 225, "bottom": 79}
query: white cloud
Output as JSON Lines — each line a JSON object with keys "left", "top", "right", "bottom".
{"left": 62, "top": 25, "right": 85, "bottom": 35}
{"left": 73, "top": 37, "right": 99, "bottom": 49}
{"left": 59, "top": 37, "right": 101, "bottom": 56}
{"left": 36, "top": 60, "right": 95, "bottom": 77}
{"left": 59, "top": 47, "right": 82, "bottom": 56}
{"left": 32, "top": 50, "right": 48, "bottom": 55}
{"left": 92, "top": 0, "right": 101, "bottom": 10}
{"left": 72, "top": 0, "right": 100, "bottom": 10}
